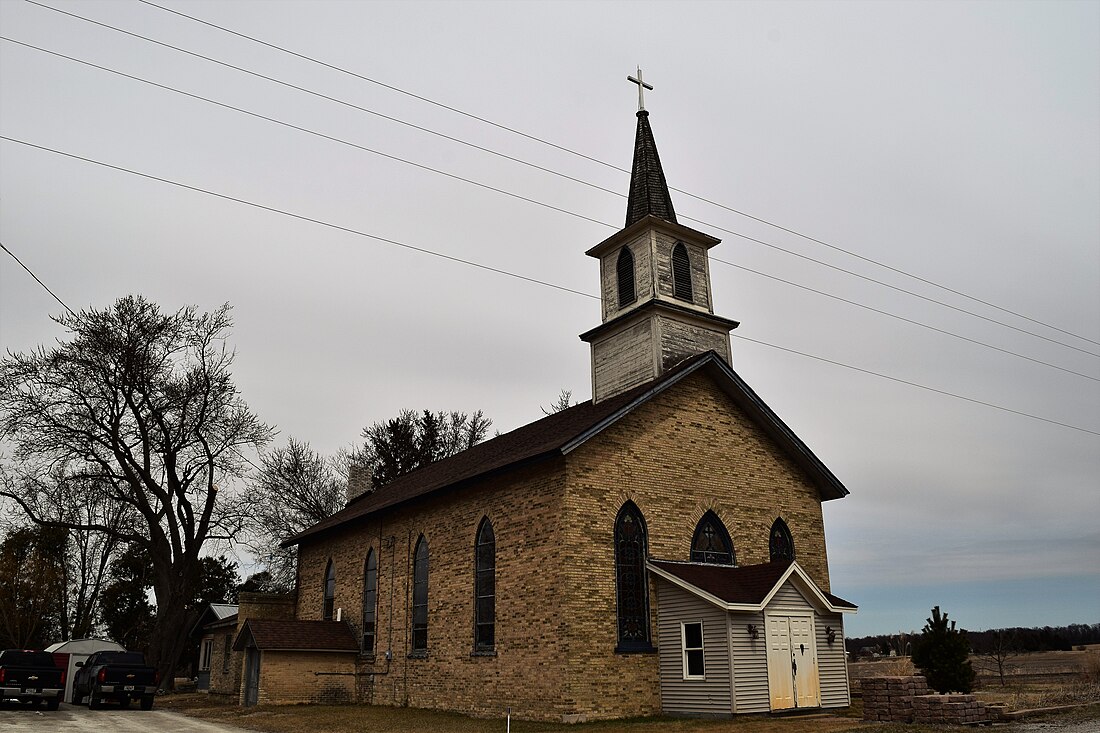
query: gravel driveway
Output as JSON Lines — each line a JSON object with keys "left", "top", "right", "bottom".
{"left": 0, "top": 702, "right": 248, "bottom": 732}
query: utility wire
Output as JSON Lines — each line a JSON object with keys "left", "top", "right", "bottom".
{"left": 2, "top": 37, "right": 1100, "bottom": 383}
{"left": 0, "top": 136, "right": 597, "bottom": 301}
{"left": 129, "top": 0, "right": 1100, "bottom": 349}
{"left": 732, "top": 335, "right": 1100, "bottom": 438}
{"left": 2, "top": 36, "right": 1098, "bottom": 384}
{"left": 2, "top": 134, "right": 1097, "bottom": 438}
{"left": 13, "top": 4, "right": 1100, "bottom": 361}
{"left": 0, "top": 240, "right": 75, "bottom": 315}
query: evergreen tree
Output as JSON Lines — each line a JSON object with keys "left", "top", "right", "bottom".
{"left": 912, "top": 605, "right": 976, "bottom": 693}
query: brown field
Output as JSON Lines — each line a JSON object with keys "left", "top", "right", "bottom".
{"left": 158, "top": 650, "right": 1100, "bottom": 733}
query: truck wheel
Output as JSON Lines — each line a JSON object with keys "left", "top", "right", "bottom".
{"left": 140, "top": 696, "right": 154, "bottom": 711}
{"left": 46, "top": 697, "right": 60, "bottom": 711}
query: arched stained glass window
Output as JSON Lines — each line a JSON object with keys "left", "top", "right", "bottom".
{"left": 362, "top": 550, "right": 377, "bottom": 653}
{"left": 769, "top": 518, "right": 795, "bottom": 562}
{"left": 617, "top": 247, "right": 636, "bottom": 307}
{"left": 474, "top": 518, "right": 496, "bottom": 651}
{"left": 672, "top": 242, "right": 693, "bottom": 301}
{"left": 322, "top": 559, "right": 336, "bottom": 621}
{"left": 690, "top": 511, "right": 734, "bottom": 565}
{"left": 411, "top": 536, "right": 429, "bottom": 651}
{"left": 614, "top": 501, "right": 651, "bottom": 650}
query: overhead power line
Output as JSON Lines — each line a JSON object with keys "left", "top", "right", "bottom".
{"left": 2, "top": 134, "right": 1097, "bottom": 438}
{"left": 0, "top": 240, "right": 75, "bottom": 314}
{"left": 14, "top": 4, "right": 1100, "bottom": 361}
{"left": 128, "top": 0, "right": 1100, "bottom": 349}
{"left": 2, "top": 35, "right": 1098, "bottom": 384}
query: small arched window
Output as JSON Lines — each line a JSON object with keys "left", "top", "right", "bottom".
{"left": 322, "top": 559, "right": 336, "bottom": 621}
{"left": 672, "top": 242, "right": 693, "bottom": 301}
{"left": 474, "top": 518, "right": 496, "bottom": 651}
{"left": 614, "top": 501, "right": 651, "bottom": 650}
{"left": 362, "top": 549, "right": 378, "bottom": 653}
{"left": 691, "top": 511, "right": 735, "bottom": 565}
{"left": 769, "top": 518, "right": 795, "bottom": 562}
{"left": 616, "top": 247, "right": 636, "bottom": 307}
{"left": 411, "top": 535, "right": 429, "bottom": 651}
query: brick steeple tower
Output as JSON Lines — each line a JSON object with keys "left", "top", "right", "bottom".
{"left": 581, "top": 87, "right": 739, "bottom": 403}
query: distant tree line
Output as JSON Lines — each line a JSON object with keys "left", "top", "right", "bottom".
{"left": 847, "top": 622, "right": 1100, "bottom": 657}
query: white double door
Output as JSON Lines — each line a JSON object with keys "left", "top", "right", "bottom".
{"left": 765, "top": 613, "right": 820, "bottom": 710}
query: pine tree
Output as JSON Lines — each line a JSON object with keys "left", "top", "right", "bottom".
{"left": 912, "top": 605, "right": 977, "bottom": 693}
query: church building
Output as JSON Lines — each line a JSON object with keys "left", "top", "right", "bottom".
{"left": 227, "top": 84, "right": 857, "bottom": 721}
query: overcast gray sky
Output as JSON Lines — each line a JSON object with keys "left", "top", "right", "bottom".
{"left": 1, "top": 0, "right": 1097, "bottom": 637}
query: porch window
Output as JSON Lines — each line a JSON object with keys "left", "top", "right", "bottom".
{"left": 199, "top": 638, "right": 213, "bottom": 672}
{"left": 681, "top": 621, "right": 705, "bottom": 679}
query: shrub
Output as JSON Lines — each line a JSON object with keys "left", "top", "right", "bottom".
{"left": 912, "top": 605, "right": 977, "bottom": 693}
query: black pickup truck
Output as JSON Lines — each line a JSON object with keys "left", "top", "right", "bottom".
{"left": 0, "top": 649, "right": 65, "bottom": 710}
{"left": 73, "top": 650, "right": 159, "bottom": 710}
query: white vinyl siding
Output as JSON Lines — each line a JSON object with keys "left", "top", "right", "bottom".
{"left": 816, "top": 614, "right": 850, "bottom": 708}
{"left": 656, "top": 582, "right": 731, "bottom": 715}
{"left": 729, "top": 611, "right": 769, "bottom": 713}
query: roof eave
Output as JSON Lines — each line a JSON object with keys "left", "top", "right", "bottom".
{"left": 585, "top": 215, "right": 721, "bottom": 259}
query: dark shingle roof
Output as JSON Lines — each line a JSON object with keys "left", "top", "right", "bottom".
{"left": 233, "top": 619, "right": 359, "bottom": 652}
{"left": 284, "top": 351, "right": 849, "bottom": 548}
{"left": 626, "top": 110, "right": 677, "bottom": 226}
{"left": 649, "top": 558, "right": 857, "bottom": 611}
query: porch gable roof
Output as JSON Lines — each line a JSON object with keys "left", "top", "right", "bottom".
{"left": 647, "top": 559, "right": 857, "bottom": 614}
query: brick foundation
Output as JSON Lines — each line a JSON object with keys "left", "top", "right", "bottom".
{"left": 860, "top": 676, "right": 1005, "bottom": 725}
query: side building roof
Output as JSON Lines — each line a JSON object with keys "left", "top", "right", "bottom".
{"left": 233, "top": 619, "right": 359, "bottom": 653}
{"left": 285, "top": 351, "right": 848, "bottom": 548}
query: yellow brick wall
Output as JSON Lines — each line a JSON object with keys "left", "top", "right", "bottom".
{"left": 559, "top": 370, "right": 831, "bottom": 719}
{"left": 292, "top": 369, "right": 833, "bottom": 722}
{"left": 256, "top": 650, "right": 356, "bottom": 705}
{"left": 296, "top": 460, "right": 573, "bottom": 720}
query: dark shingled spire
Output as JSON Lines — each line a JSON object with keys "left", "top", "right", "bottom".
{"left": 625, "top": 110, "right": 677, "bottom": 226}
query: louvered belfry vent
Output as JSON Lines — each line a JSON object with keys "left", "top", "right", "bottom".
{"left": 672, "top": 242, "right": 693, "bottom": 301}
{"left": 616, "top": 247, "right": 636, "bottom": 307}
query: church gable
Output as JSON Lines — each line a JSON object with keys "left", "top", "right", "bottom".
{"left": 562, "top": 365, "right": 835, "bottom": 589}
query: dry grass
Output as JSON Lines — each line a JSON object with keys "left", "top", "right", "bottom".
{"left": 160, "top": 650, "right": 1100, "bottom": 733}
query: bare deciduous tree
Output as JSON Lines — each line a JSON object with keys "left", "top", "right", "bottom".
{"left": 241, "top": 438, "right": 347, "bottom": 590}
{"left": 0, "top": 295, "right": 271, "bottom": 685}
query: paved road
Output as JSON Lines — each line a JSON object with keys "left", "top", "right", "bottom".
{"left": 0, "top": 702, "right": 246, "bottom": 732}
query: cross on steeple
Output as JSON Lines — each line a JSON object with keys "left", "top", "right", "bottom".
{"left": 627, "top": 67, "right": 653, "bottom": 112}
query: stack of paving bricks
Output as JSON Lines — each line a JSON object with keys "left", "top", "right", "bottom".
{"left": 861, "top": 676, "right": 995, "bottom": 725}
{"left": 911, "top": 693, "right": 991, "bottom": 725}
{"left": 860, "top": 675, "right": 930, "bottom": 722}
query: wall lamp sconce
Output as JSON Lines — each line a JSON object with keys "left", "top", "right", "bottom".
{"left": 747, "top": 624, "right": 759, "bottom": 639}
{"left": 825, "top": 626, "right": 837, "bottom": 645}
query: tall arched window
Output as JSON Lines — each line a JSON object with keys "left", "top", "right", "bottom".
{"left": 322, "top": 560, "right": 336, "bottom": 621}
{"left": 614, "top": 501, "right": 651, "bottom": 650}
{"left": 411, "top": 535, "right": 429, "bottom": 651}
{"left": 474, "top": 518, "right": 496, "bottom": 651}
{"left": 691, "top": 511, "right": 735, "bottom": 565}
{"left": 616, "top": 247, "right": 636, "bottom": 307}
{"left": 672, "top": 242, "right": 693, "bottom": 301}
{"left": 362, "top": 549, "right": 378, "bottom": 653}
{"left": 769, "top": 518, "right": 795, "bottom": 562}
